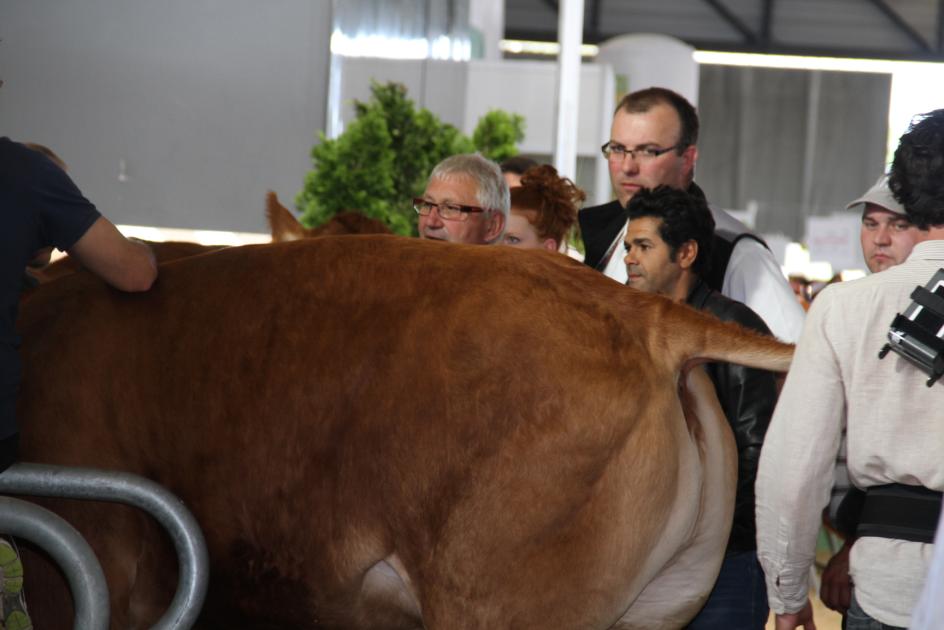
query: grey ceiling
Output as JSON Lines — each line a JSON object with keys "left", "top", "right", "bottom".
{"left": 503, "top": 0, "right": 944, "bottom": 61}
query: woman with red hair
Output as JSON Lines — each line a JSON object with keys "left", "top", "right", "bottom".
{"left": 502, "top": 164, "right": 585, "bottom": 252}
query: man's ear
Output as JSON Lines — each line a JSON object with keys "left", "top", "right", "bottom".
{"left": 485, "top": 211, "right": 506, "bottom": 244}
{"left": 682, "top": 145, "right": 698, "bottom": 181}
{"left": 677, "top": 239, "right": 698, "bottom": 270}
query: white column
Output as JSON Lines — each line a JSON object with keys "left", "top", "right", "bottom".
{"left": 469, "top": 0, "right": 505, "bottom": 61}
{"left": 594, "top": 63, "right": 616, "bottom": 205}
{"left": 553, "top": 0, "right": 584, "bottom": 180}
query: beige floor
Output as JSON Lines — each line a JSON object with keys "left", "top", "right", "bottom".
{"left": 765, "top": 591, "right": 843, "bottom": 629}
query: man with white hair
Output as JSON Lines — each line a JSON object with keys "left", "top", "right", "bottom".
{"left": 415, "top": 153, "right": 508, "bottom": 245}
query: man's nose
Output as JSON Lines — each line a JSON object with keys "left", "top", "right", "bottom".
{"left": 623, "top": 249, "right": 636, "bottom": 266}
{"left": 424, "top": 205, "right": 445, "bottom": 228}
{"left": 874, "top": 225, "right": 892, "bottom": 245}
{"left": 619, "top": 152, "right": 640, "bottom": 174}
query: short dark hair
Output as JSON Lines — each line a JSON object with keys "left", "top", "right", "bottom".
{"left": 889, "top": 109, "right": 944, "bottom": 229}
{"left": 499, "top": 155, "right": 540, "bottom": 176}
{"left": 626, "top": 185, "right": 714, "bottom": 275}
{"left": 614, "top": 87, "right": 699, "bottom": 154}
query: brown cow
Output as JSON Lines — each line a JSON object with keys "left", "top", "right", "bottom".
{"left": 15, "top": 236, "right": 791, "bottom": 629}
{"left": 27, "top": 239, "right": 222, "bottom": 284}
{"left": 26, "top": 192, "right": 389, "bottom": 286}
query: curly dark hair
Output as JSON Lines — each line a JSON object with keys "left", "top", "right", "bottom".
{"left": 889, "top": 108, "right": 944, "bottom": 229}
{"left": 626, "top": 185, "right": 714, "bottom": 276}
{"left": 509, "top": 165, "right": 585, "bottom": 246}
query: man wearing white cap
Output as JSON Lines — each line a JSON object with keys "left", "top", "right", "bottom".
{"left": 817, "top": 175, "right": 923, "bottom": 622}
{"left": 758, "top": 110, "right": 944, "bottom": 630}
{"left": 851, "top": 175, "right": 921, "bottom": 274}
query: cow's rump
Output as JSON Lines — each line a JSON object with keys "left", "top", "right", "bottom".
{"left": 15, "top": 235, "right": 788, "bottom": 629}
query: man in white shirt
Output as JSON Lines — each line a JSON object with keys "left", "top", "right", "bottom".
{"left": 819, "top": 174, "right": 923, "bottom": 618}
{"left": 578, "top": 87, "right": 805, "bottom": 342}
{"left": 756, "top": 109, "right": 944, "bottom": 630}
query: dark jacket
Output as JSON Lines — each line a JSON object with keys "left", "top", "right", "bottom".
{"left": 578, "top": 198, "right": 625, "bottom": 271}
{"left": 687, "top": 278, "right": 779, "bottom": 553}
{"left": 578, "top": 183, "right": 767, "bottom": 293}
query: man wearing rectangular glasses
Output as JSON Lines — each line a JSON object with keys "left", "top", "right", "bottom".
{"left": 580, "top": 87, "right": 804, "bottom": 344}
{"left": 414, "top": 154, "right": 508, "bottom": 245}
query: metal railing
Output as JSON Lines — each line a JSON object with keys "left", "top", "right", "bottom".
{"left": 0, "top": 495, "right": 109, "bottom": 629}
{"left": 0, "top": 463, "right": 209, "bottom": 630}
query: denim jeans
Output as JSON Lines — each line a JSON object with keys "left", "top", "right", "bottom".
{"left": 845, "top": 594, "right": 906, "bottom": 630}
{"left": 685, "top": 550, "right": 768, "bottom": 629}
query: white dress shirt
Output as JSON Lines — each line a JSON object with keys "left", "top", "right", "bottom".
{"left": 756, "top": 239, "right": 944, "bottom": 627}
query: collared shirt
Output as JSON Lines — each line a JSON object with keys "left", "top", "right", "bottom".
{"left": 756, "top": 239, "right": 944, "bottom": 627}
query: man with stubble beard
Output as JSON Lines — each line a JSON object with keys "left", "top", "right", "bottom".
{"left": 580, "top": 87, "right": 804, "bottom": 343}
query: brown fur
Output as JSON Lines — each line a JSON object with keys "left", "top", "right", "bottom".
{"left": 266, "top": 191, "right": 391, "bottom": 242}
{"left": 27, "top": 192, "right": 389, "bottom": 287}
{"left": 15, "top": 237, "right": 791, "bottom": 629}
{"left": 26, "top": 240, "right": 222, "bottom": 285}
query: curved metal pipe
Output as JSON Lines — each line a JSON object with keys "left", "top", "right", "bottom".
{"left": 0, "top": 496, "right": 109, "bottom": 630}
{"left": 0, "top": 463, "right": 209, "bottom": 630}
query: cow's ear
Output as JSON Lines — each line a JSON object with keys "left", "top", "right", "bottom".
{"left": 677, "top": 239, "right": 698, "bottom": 270}
{"left": 266, "top": 191, "right": 307, "bottom": 242}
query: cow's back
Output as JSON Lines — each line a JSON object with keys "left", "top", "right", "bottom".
{"left": 16, "top": 235, "right": 730, "bottom": 629}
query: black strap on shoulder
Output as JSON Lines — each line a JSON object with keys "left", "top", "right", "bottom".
{"left": 856, "top": 484, "right": 942, "bottom": 544}
{"left": 879, "top": 268, "right": 944, "bottom": 386}
{"left": 704, "top": 232, "right": 768, "bottom": 293}
{"left": 912, "top": 284, "right": 944, "bottom": 316}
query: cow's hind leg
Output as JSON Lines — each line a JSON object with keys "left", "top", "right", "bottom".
{"left": 21, "top": 501, "right": 169, "bottom": 630}
{"left": 200, "top": 535, "right": 422, "bottom": 629}
{"left": 415, "top": 396, "right": 705, "bottom": 628}
{"left": 612, "top": 368, "right": 738, "bottom": 629}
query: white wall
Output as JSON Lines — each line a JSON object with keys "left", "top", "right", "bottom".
{"left": 332, "top": 57, "right": 469, "bottom": 133}
{"left": 0, "top": 0, "right": 333, "bottom": 232}
{"left": 464, "top": 59, "right": 614, "bottom": 203}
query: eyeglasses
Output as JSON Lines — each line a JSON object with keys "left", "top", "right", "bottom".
{"left": 413, "top": 198, "right": 489, "bottom": 222}
{"left": 601, "top": 142, "right": 682, "bottom": 162}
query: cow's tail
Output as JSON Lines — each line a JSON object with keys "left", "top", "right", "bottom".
{"left": 661, "top": 304, "right": 795, "bottom": 374}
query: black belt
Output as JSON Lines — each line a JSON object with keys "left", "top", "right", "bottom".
{"left": 856, "top": 483, "right": 942, "bottom": 544}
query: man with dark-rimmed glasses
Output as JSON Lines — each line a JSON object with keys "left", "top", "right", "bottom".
{"left": 579, "top": 86, "right": 804, "bottom": 344}
{"left": 414, "top": 153, "right": 508, "bottom": 245}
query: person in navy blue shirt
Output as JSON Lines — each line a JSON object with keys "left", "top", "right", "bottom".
{"left": 1, "top": 137, "right": 158, "bottom": 470}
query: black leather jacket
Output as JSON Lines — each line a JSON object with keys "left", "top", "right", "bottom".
{"left": 687, "top": 279, "right": 779, "bottom": 553}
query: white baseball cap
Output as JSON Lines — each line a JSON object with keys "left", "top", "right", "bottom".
{"left": 846, "top": 174, "right": 906, "bottom": 216}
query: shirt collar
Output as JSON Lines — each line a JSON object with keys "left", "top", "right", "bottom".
{"left": 909, "top": 239, "right": 944, "bottom": 261}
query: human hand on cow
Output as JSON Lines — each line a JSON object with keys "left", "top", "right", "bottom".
{"left": 819, "top": 539, "right": 853, "bottom": 613}
{"left": 774, "top": 599, "right": 816, "bottom": 630}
